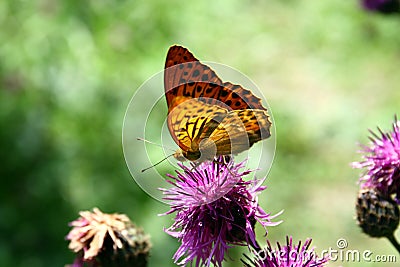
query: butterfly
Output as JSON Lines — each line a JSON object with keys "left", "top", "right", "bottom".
{"left": 164, "top": 45, "right": 271, "bottom": 162}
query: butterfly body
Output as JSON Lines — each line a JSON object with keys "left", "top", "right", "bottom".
{"left": 164, "top": 46, "right": 271, "bottom": 162}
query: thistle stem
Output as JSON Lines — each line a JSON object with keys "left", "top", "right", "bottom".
{"left": 387, "top": 234, "right": 400, "bottom": 254}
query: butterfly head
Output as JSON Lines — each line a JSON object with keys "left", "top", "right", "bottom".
{"left": 173, "top": 149, "right": 188, "bottom": 162}
{"left": 173, "top": 149, "right": 202, "bottom": 162}
{"left": 173, "top": 138, "right": 219, "bottom": 162}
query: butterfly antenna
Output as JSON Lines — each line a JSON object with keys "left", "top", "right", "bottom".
{"left": 137, "top": 137, "right": 176, "bottom": 152}
{"left": 141, "top": 153, "right": 175, "bottom": 172}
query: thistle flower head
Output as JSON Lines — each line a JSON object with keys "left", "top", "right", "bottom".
{"left": 242, "top": 236, "right": 329, "bottom": 267}
{"left": 66, "top": 208, "right": 151, "bottom": 267}
{"left": 161, "top": 157, "right": 281, "bottom": 267}
{"left": 353, "top": 117, "right": 400, "bottom": 203}
{"left": 361, "top": 0, "right": 400, "bottom": 14}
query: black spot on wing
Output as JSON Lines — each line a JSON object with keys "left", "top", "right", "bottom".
{"left": 220, "top": 90, "right": 228, "bottom": 97}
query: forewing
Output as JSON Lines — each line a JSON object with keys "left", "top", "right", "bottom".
{"left": 164, "top": 46, "right": 222, "bottom": 111}
{"left": 164, "top": 45, "right": 267, "bottom": 112}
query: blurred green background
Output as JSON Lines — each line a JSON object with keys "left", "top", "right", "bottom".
{"left": 1, "top": 0, "right": 400, "bottom": 266}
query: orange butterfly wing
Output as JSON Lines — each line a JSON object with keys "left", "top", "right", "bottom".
{"left": 209, "top": 109, "right": 271, "bottom": 155}
{"left": 164, "top": 45, "right": 266, "bottom": 111}
{"left": 164, "top": 45, "right": 271, "bottom": 161}
{"left": 166, "top": 97, "right": 229, "bottom": 161}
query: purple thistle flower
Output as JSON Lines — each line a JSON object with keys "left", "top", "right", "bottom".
{"left": 160, "top": 157, "right": 281, "bottom": 267}
{"left": 352, "top": 117, "right": 400, "bottom": 203}
{"left": 242, "top": 236, "right": 329, "bottom": 267}
{"left": 361, "top": 0, "right": 400, "bottom": 14}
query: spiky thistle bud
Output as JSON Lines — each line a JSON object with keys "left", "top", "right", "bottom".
{"left": 66, "top": 208, "right": 151, "bottom": 267}
{"left": 356, "top": 188, "right": 399, "bottom": 238}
